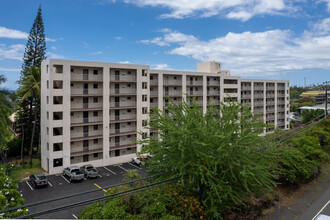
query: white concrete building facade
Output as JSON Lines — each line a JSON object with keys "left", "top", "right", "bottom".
{"left": 41, "top": 60, "right": 290, "bottom": 174}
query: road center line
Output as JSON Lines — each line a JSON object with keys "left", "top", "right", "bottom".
{"left": 48, "top": 181, "right": 53, "bottom": 187}
{"left": 128, "top": 162, "right": 141, "bottom": 170}
{"left": 312, "top": 200, "right": 330, "bottom": 220}
{"left": 72, "top": 214, "right": 78, "bottom": 219}
{"left": 94, "top": 183, "right": 107, "bottom": 193}
{"left": 103, "top": 166, "right": 116, "bottom": 175}
{"left": 25, "top": 181, "right": 33, "bottom": 191}
{"left": 117, "top": 165, "right": 128, "bottom": 172}
{"left": 61, "top": 175, "right": 70, "bottom": 183}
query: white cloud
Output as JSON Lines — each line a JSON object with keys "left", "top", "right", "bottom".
{"left": 122, "top": 0, "right": 289, "bottom": 21}
{"left": 83, "top": 41, "right": 90, "bottom": 48}
{"left": 91, "top": 51, "right": 102, "bottom": 55}
{"left": 47, "top": 52, "right": 65, "bottom": 59}
{"left": 139, "top": 26, "right": 330, "bottom": 76}
{"left": 118, "top": 61, "right": 131, "bottom": 64}
{"left": 0, "top": 26, "right": 56, "bottom": 41}
{"left": 320, "top": 0, "right": 330, "bottom": 11}
{"left": 115, "top": 36, "right": 122, "bottom": 40}
{"left": 151, "top": 63, "right": 172, "bottom": 70}
{"left": 0, "top": 67, "right": 21, "bottom": 72}
{"left": 0, "top": 44, "right": 25, "bottom": 60}
{"left": 51, "top": 46, "right": 57, "bottom": 50}
{"left": 312, "top": 18, "right": 330, "bottom": 34}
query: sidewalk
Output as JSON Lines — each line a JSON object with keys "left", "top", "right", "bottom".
{"left": 266, "top": 171, "right": 330, "bottom": 220}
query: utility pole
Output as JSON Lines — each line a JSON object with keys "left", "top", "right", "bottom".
{"left": 326, "top": 86, "right": 328, "bottom": 119}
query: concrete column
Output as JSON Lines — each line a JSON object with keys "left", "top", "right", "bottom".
{"left": 62, "top": 63, "right": 71, "bottom": 169}
{"left": 158, "top": 73, "right": 163, "bottom": 112}
{"left": 274, "top": 83, "right": 278, "bottom": 128}
{"left": 103, "top": 66, "right": 110, "bottom": 165}
{"left": 203, "top": 75, "right": 207, "bottom": 114}
{"left": 182, "top": 74, "right": 186, "bottom": 102}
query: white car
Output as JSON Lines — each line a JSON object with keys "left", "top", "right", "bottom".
{"left": 132, "top": 157, "right": 145, "bottom": 167}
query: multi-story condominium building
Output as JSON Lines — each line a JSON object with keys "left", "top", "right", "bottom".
{"left": 41, "top": 59, "right": 290, "bottom": 174}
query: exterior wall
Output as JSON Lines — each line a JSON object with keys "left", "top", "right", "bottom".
{"left": 41, "top": 59, "right": 290, "bottom": 174}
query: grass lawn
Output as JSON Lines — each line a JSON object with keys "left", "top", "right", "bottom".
{"left": 10, "top": 158, "right": 45, "bottom": 181}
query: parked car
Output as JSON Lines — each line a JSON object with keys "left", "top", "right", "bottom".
{"left": 80, "top": 164, "right": 98, "bottom": 178}
{"left": 132, "top": 157, "right": 145, "bottom": 167}
{"left": 29, "top": 173, "right": 48, "bottom": 188}
{"left": 63, "top": 166, "right": 84, "bottom": 182}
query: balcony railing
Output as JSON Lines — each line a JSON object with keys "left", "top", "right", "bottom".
{"left": 110, "top": 141, "right": 135, "bottom": 147}
{"left": 241, "top": 86, "right": 251, "bottom": 91}
{"left": 110, "top": 102, "right": 136, "bottom": 108}
{"left": 188, "top": 91, "right": 203, "bottom": 96}
{"left": 110, "top": 76, "right": 137, "bottom": 82}
{"left": 187, "top": 80, "right": 203, "bottom": 86}
{"left": 110, "top": 88, "right": 137, "bottom": 94}
{"left": 71, "top": 146, "right": 103, "bottom": 156}
{"left": 150, "top": 80, "right": 158, "bottom": 85}
{"left": 254, "top": 102, "right": 264, "bottom": 107}
{"left": 277, "top": 93, "right": 285, "bottom": 97}
{"left": 266, "top": 101, "right": 275, "bottom": 105}
{"left": 71, "top": 74, "right": 103, "bottom": 81}
{"left": 277, "top": 101, "right": 285, "bottom": 104}
{"left": 254, "top": 86, "right": 264, "bottom": 90}
{"left": 71, "top": 131, "right": 103, "bottom": 138}
{"left": 150, "top": 91, "right": 158, "bottom": 96}
{"left": 110, "top": 127, "right": 136, "bottom": 134}
{"left": 266, "top": 108, "right": 275, "bottom": 113}
{"left": 71, "top": 89, "right": 103, "bottom": 95}
{"left": 266, "top": 94, "right": 275, "bottom": 98}
{"left": 163, "top": 80, "right": 182, "bottom": 85}
{"left": 207, "top": 81, "right": 220, "bottom": 86}
{"left": 150, "top": 102, "right": 158, "bottom": 107}
{"left": 266, "top": 115, "right": 275, "bottom": 120}
{"left": 207, "top": 90, "right": 220, "bottom": 95}
{"left": 71, "top": 117, "right": 102, "bottom": 124}
{"left": 277, "top": 86, "right": 285, "bottom": 90}
{"left": 266, "top": 86, "right": 275, "bottom": 90}
{"left": 254, "top": 94, "right": 264, "bottom": 98}
{"left": 241, "top": 94, "right": 251, "bottom": 99}
{"left": 110, "top": 114, "right": 136, "bottom": 121}
{"left": 164, "top": 91, "right": 182, "bottom": 97}
{"left": 71, "top": 103, "right": 103, "bottom": 110}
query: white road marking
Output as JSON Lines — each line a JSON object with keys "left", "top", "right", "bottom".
{"left": 84, "top": 177, "right": 87, "bottom": 181}
{"left": 72, "top": 214, "right": 78, "bottom": 219}
{"left": 48, "top": 181, "right": 53, "bottom": 187}
{"left": 61, "top": 175, "right": 70, "bottom": 183}
{"left": 312, "top": 200, "right": 330, "bottom": 220}
{"left": 103, "top": 166, "right": 116, "bottom": 175}
{"left": 128, "top": 162, "right": 141, "bottom": 170}
{"left": 118, "top": 165, "right": 128, "bottom": 172}
{"left": 26, "top": 181, "right": 33, "bottom": 190}
{"left": 98, "top": 174, "right": 102, "bottom": 178}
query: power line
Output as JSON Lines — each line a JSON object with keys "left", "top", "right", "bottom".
{"left": 17, "top": 176, "right": 180, "bottom": 219}
{"left": 1, "top": 171, "right": 170, "bottom": 214}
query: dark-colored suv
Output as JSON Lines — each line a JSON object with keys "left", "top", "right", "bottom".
{"left": 29, "top": 173, "right": 48, "bottom": 188}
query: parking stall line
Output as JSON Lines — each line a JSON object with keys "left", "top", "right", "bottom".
{"left": 25, "top": 181, "right": 33, "bottom": 191}
{"left": 98, "top": 174, "right": 102, "bottom": 178}
{"left": 72, "top": 214, "right": 78, "bottom": 219}
{"left": 128, "top": 162, "right": 141, "bottom": 170}
{"left": 47, "top": 181, "right": 53, "bottom": 187}
{"left": 118, "top": 165, "right": 128, "bottom": 172}
{"left": 103, "top": 166, "right": 116, "bottom": 175}
{"left": 94, "top": 183, "right": 107, "bottom": 193}
{"left": 61, "top": 175, "right": 70, "bottom": 183}
{"left": 84, "top": 177, "right": 87, "bottom": 181}
{"left": 312, "top": 200, "right": 330, "bottom": 220}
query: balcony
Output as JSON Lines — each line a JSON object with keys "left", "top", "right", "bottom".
{"left": 71, "top": 74, "right": 103, "bottom": 82}
{"left": 164, "top": 91, "right": 182, "bottom": 97}
{"left": 254, "top": 102, "right": 264, "bottom": 107}
{"left": 187, "top": 81, "right": 203, "bottom": 86}
{"left": 150, "top": 102, "right": 158, "bottom": 108}
{"left": 266, "top": 93, "right": 275, "bottom": 98}
{"left": 277, "top": 121, "right": 285, "bottom": 126}
{"left": 150, "top": 91, "right": 158, "bottom": 97}
{"left": 110, "top": 88, "right": 137, "bottom": 95}
{"left": 207, "top": 100, "right": 220, "bottom": 105}
{"left": 110, "top": 76, "right": 137, "bottom": 82}
{"left": 266, "top": 101, "right": 275, "bottom": 105}
{"left": 277, "top": 86, "right": 285, "bottom": 90}
{"left": 277, "top": 100, "right": 285, "bottom": 104}
{"left": 254, "top": 86, "right": 264, "bottom": 91}
{"left": 241, "top": 94, "right": 251, "bottom": 99}
{"left": 71, "top": 103, "right": 103, "bottom": 111}
{"left": 71, "top": 131, "right": 103, "bottom": 140}
{"left": 266, "top": 86, "right": 275, "bottom": 90}
{"left": 188, "top": 91, "right": 203, "bottom": 96}
{"left": 207, "top": 90, "right": 220, "bottom": 96}
{"left": 277, "top": 93, "right": 285, "bottom": 97}
{"left": 71, "top": 117, "right": 103, "bottom": 125}
{"left": 110, "top": 127, "right": 136, "bottom": 135}
{"left": 266, "top": 108, "right": 275, "bottom": 113}
{"left": 110, "top": 140, "right": 135, "bottom": 148}
{"left": 266, "top": 115, "right": 275, "bottom": 120}
{"left": 110, "top": 114, "right": 136, "bottom": 122}
{"left": 207, "top": 81, "right": 220, "bottom": 86}
{"left": 110, "top": 102, "right": 136, "bottom": 109}
{"left": 71, "top": 146, "right": 103, "bottom": 157}
{"left": 241, "top": 86, "right": 251, "bottom": 91}
{"left": 71, "top": 89, "right": 103, "bottom": 96}
{"left": 254, "top": 94, "right": 264, "bottom": 99}
{"left": 163, "top": 80, "right": 182, "bottom": 86}
{"left": 150, "top": 80, "right": 158, "bottom": 85}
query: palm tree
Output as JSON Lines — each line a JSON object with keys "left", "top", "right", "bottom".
{"left": 0, "top": 74, "right": 13, "bottom": 163}
{"left": 17, "top": 66, "right": 41, "bottom": 167}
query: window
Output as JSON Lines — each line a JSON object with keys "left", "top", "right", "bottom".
{"left": 174, "top": 77, "right": 177, "bottom": 80}
{"left": 71, "top": 142, "right": 74, "bottom": 145}
{"left": 71, "top": 112, "right": 74, "bottom": 116}
{"left": 71, "top": 98, "right": 74, "bottom": 102}
{"left": 71, "top": 83, "right": 74, "bottom": 87}
{"left": 94, "top": 153, "right": 99, "bottom": 158}
{"left": 47, "top": 112, "right": 49, "bottom": 120}
{"left": 150, "top": 75, "right": 153, "bottom": 80}
{"left": 174, "top": 87, "right": 177, "bottom": 90}
{"left": 71, "top": 68, "right": 74, "bottom": 73}
{"left": 70, "top": 127, "right": 74, "bottom": 131}
{"left": 142, "top": 95, "right": 147, "bottom": 102}
{"left": 93, "top": 98, "right": 98, "bottom": 103}
{"left": 47, "top": 80, "right": 49, "bottom": 89}
{"left": 142, "top": 107, "right": 147, "bottom": 114}
{"left": 142, "top": 69, "right": 147, "bottom": 76}
{"left": 94, "top": 125, "right": 98, "bottom": 130}
{"left": 93, "top": 111, "right": 98, "bottom": 117}
{"left": 128, "top": 71, "right": 131, "bottom": 75}
{"left": 142, "top": 120, "right": 147, "bottom": 126}
{"left": 47, "top": 143, "right": 49, "bottom": 151}
{"left": 93, "top": 70, "right": 98, "bottom": 75}
{"left": 128, "top": 135, "right": 131, "bottom": 138}
{"left": 115, "top": 70, "right": 120, "bottom": 75}
{"left": 93, "top": 139, "right": 98, "bottom": 144}
{"left": 128, "top": 122, "right": 131, "bottom": 125}
{"left": 150, "top": 98, "right": 153, "bottom": 103}
{"left": 47, "top": 65, "right": 49, "bottom": 73}
{"left": 127, "top": 109, "right": 131, "bottom": 113}
{"left": 127, "top": 84, "right": 131, "bottom": 87}
{"left": 70, "top": 157, "right": 74, "bottom": 160}
{"left": 53, "top": 158, "right": 63, "bottom": 167}
{"left": 127, "top": 97, "right": 131, "bottom": 100}
{"left": 47, "top": 96, "right": 49, "bottom": 104}
{"left": 93, "top": 84, "right": 98, "bottom": 89}
{"left": 142, "top": 82, "right": 147, "bottom": 89}
{"left": 142, "top": 133, "right": 147, "bottom": 139}
{"left": 53, "top": 96, "right": 63, "bottom": 105}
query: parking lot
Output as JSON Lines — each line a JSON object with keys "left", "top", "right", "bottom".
{"left": 18, "top": 162, "right": 146, "bottom": 219}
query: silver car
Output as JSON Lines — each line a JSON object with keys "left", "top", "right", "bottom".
{"left": 63, "top": 166, "right": 84, "bottom": 182}
{"left": 80, "top": 164, "right": 98, "bottom": 178}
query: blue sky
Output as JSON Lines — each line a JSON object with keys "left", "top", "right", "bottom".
{"left": 0, "top": 0, "right": 330, "bottom": 89}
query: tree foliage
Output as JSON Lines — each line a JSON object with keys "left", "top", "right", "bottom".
{"left": 139, "top": 99, "right": 276, "bottom": 218}
{"left": 301, "top": 109, "right": 324, "bottom": 124}
{"left": 22, "top": 6, "right": 46, "bottom": 70}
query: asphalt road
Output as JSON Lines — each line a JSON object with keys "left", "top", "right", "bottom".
{"left": 18, "top": 162, "right": 146, "bottom": 219}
